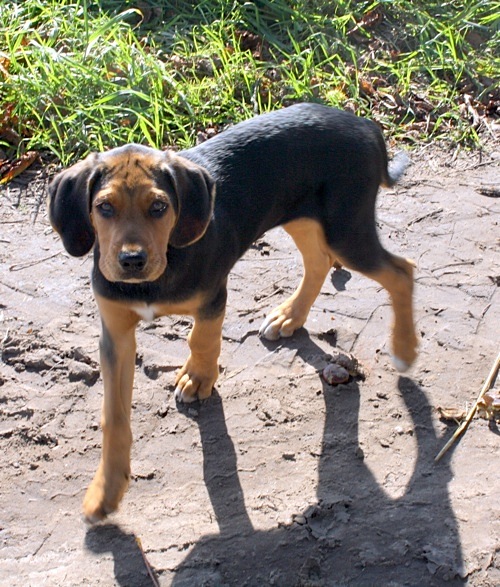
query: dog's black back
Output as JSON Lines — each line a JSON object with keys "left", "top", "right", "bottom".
{"left": 93, "top": 104, "right": 400, "bottom": 308}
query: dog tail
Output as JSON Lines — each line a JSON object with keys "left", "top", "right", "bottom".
{"left": 383, "top": 151, "right": 411, "bottom": 187}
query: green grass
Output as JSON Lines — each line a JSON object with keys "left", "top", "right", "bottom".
{"left": 0, "top": 0, "right": 499, "bottom": 165}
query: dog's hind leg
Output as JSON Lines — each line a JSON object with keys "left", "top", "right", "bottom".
{"left": 333, "top": 248, "right": 418, "bottom": 371}
{"left": 364, "top": 253, "right": 418, "bottom": 371}
{"left": 83, "top": 294, "right": 139, "bottom": 523}
{"left": 259, "top": 216, "right": 418, "bottom": 371}
{"left": 259, "top": 218, "right": 335, "bottom": 341}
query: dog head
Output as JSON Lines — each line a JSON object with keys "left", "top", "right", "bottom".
{"left": 48, "top": 145, "right": 215, "bottom": 283}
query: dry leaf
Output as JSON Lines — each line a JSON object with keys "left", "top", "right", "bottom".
{"left": 477, "top": 390, "right": 500, "bottom": 420}
{"left": 437, "top": 406, "right": 466, "bottom": 422}
{"left": 358, "top": 8, "right": 384, "bottom": 29}
{"left": 0, "top": 54, "right": 10, "bottom": 78}
{"left": 359, "top": 77, "right": 376, "bottom": 97}
{"left": 0, "top": 151, "right": 39, "bottom": 185}
{"left": 348, "top": 7, "right": 384, "bottom": 38}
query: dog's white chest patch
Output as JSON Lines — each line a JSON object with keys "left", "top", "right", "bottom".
{"left": 132, "top": 304, "right": 158, "bottom": 322}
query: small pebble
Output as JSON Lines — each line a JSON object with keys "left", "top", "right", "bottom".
{"left": 322, "top": 363, "right": 349, "bottom": 385}
{"left": 156, "top": 402, "right": 170, "bottom": 418}
{"left": 68, "top": 361, "right": 99, "bottom": 385}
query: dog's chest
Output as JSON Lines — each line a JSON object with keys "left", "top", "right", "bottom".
{"left": 131, "top": 296, "right": 201, "bottom": 322}
{"left": 132, "top": 304, "right": 158, "bottom": 322}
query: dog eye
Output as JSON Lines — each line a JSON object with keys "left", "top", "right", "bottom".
{"left": 97, "top": 202, "right": 115, "bottom": 218}
{"left": 149, "top": 200, "right": 168, "bottom": 218}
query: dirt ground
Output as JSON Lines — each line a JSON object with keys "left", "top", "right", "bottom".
{"left": 1, "top": 145, "right": 499, "bottom": 587}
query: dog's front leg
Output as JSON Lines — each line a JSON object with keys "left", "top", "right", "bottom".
{"left": 83, "top": 294, "right": 139, "bottom": 523}
{"left": 174, "top": 311, "right": 225, "bottom": 404}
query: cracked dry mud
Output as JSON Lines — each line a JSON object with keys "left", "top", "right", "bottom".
{"left": 1, "top": 147, "right": 499, "bottom": 586}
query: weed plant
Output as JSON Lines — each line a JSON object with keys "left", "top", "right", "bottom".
{"left": 0, "top": 0, "right": 498, "bottom": 164}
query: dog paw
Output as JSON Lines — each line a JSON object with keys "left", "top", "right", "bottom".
{"left": 391, "top": 332, "right": 418, "bottom": 373}
{"left": 259, "top": 302, "right": 306, "bottom": 341}
{"left": 174, "top": 356, "right": 218, "bottom": 403}
{"left": 391, "top": 341, "right": 418, "bottom": 373}
{"left": 392, "top": 355, "right": 411, "bottom": 373}
{"left": 174, "top": 380, "right": 199, "bottom": 403}
{"left": 82, "top": 466, "right": 129, "bottom": 524}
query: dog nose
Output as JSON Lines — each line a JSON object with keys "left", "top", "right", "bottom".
{"left": 118, "top": 249, "right": 147, "bottom": 271}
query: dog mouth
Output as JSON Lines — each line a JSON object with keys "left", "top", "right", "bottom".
{"left": 117, "top": 273, "right": 149, "bottom": 284}
{"left": 97, "top": 246, "right": 167, "bottom": 284}
{"left": 99, "top": 261, "right": 165, "bottom": 284}
{"left": 103, "top": 269, "right": 161, "bottom": 284}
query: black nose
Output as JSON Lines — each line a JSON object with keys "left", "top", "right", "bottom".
{"left": 118, "top": 250, "right": 147, "bottom": 272}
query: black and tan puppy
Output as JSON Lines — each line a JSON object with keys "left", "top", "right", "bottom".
{"left": 48, "top": 103, "right": 417, "bottom": 522}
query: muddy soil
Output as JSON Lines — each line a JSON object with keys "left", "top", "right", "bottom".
{"left": 0, "top": 147, "right": 499, "bottom": 587}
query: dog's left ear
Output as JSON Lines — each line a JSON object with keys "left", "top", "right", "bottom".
{"left": 161, "top": 154, "right": 215, "bottom": 248}
{"left": 48, "top": 154, "right": 99, "bottom": 257}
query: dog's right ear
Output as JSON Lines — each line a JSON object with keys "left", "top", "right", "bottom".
{"left": 48, "top": 154, "right": 99, "bottom": 257}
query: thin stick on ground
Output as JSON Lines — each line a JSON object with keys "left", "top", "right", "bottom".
{"left": 135, "top": 536, "right": 161, "bottom": 587}
{"left": 435, "top": 350, "right": 500, "bottom": 462}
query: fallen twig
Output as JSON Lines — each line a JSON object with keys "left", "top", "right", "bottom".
{"left": 460, "top": 159, "right": 498, "bottom": 172}
{"left": 407, "top": 207, "right": 444, "bottom": 227}
{"left": 0, "top": 279, "right": 38, "bottom": 296}
{"left": 135, "top": 535, "right": 160, "bottom": 587}
{"left": 435, "top": 350, "right": 500, "bottom": 462}
{"left": 9, "top": 251, "right": 62, "bottom": 271}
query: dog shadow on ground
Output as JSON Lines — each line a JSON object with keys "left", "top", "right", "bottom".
{"left": 86, "top": 332, "right": 465, "bottom": 586}
{"left": 85, "top": 523, "right": 152, "bottom": 586}
{"left": 171, "top": 332, "right": 464, "bottom": 586}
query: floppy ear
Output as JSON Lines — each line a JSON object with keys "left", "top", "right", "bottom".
{"left": 48, "top": 154, "right": 99, "bottom": 257}
{"left": 162, "top": 154, "right": 215, "bottom": 248}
